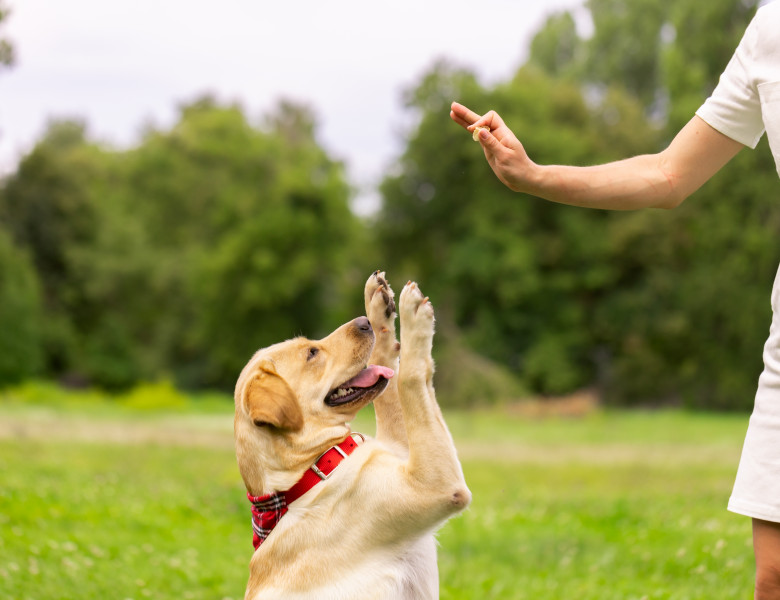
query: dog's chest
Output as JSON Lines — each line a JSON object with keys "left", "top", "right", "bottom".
{"left": 248, "top": 530, "right": 439, "bottom": 600}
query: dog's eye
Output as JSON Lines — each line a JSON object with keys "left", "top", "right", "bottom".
{"left": 307, "top": 347, "right": 319, "bottom": 361}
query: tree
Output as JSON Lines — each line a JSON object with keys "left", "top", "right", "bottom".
{"left": 530, "top": 0, "right": 758, "bottom": 123}
{"left": 0, "top": 98, "right": 365, "bottom": 391}
{"left": 0, "top": 121, "right": 104, "bottom": 378}
{"left": 171, "top": 99, "right": 366, "bottom": 386}
{"left": 0, "top": 1, "right": 14, "bottom": 69}
{"left": 661, "top": 0, "right": 758, "bottom": 130}
{"left": 0, "top": 229, "right": 43, "bottom": 385}
{"left": 582, "top": 0, "right": 669, "bottom": 109}
{"left": 378, "top": 62, "right": 659, "bottom": 399}
{"left": 375, "top": 0, "right": 777, "bottom": 410}
{"left": 529, "top": 12, "right": 583, "bottom": 80}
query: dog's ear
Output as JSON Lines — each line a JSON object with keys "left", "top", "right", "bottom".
{"left": 244, "top": 362, "right": 304, "bottom": 431}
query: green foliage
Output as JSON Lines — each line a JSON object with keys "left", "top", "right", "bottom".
{"left": 661, "top": 0, "right": 759, "bottom": 131}
{"left": 0, "top": 229, "right": 44, "bottom": 384}
{"left": 378, "top": 63, "right": 660, "bottom": 398}
{"left": 0, "top": 0, "right": 775, "bottom": 410}
{"left": 432, "top": 321, "right": 530, "bottom": 407}
{"left": 0, "top": 380, "right": 234, "bottom": 417}
{"left": 596, "top": 141, "right": 780, "bottom": 409}
{"left": 0, "top": 121, "right": 111, "bottom": 381}
{"left": 0, "top": 98, "right": 365, "bottom": 391}
{"left": 583, "top": 0, "right": 669, "bottom": 108}
{"left": 377, "top": 0, "right": 776, "bottom": 409}
{"left": 117, "top": 379, "right": 189, "bottom": 411}
{"left": 1, "top": 380, "right": 110, "bottom": 405}
{"left": 529, "top": 12, "right": 583, "bottom": 80}
{"left": 531, "top": 0, "right": 758, "bottom": 122}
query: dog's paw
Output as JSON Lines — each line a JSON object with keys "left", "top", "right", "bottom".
{"left": 365, "top": 270, "right": 396, "bottom": 324}
{"left": 399, "top": 281, "right": 435, "bottom": 346}
{"left": 365, "top": 271, "right": 400, "bottom": 364}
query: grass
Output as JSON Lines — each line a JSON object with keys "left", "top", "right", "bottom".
{"left": 0, "top": 386, "right": 756, "bottom": 599}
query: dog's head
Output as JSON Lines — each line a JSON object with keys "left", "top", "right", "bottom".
{"left": 234, "top": 316, "right": 393, "bottom": 495}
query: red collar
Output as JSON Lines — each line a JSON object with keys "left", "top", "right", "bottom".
{"left": 247, "top": 433, "right": 364, "bottom": 549}
{"left": 284, "top": 432, "right": 364, "bottom": 503}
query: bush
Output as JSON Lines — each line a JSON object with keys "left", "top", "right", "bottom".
{"left": 117, "top": 380, "right": 189, "bottom": 411}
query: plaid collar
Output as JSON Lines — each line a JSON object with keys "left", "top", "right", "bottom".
{"left": 247, "top": 491, "right": 287, "bottom": 550}
{"left": 247, "top": 433, "right": 364, "bottom": 550}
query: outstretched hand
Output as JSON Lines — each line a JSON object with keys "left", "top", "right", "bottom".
{"left": 449, "top": 101, "right": 536, "bottom": 193}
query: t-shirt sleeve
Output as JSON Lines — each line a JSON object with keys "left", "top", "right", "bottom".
{"left": 695, "top": 14, "right": 765, "bottom": 149}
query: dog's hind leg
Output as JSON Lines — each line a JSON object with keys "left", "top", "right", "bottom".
{"left": 365, "top": 271, "right": 406, "bottom": 448}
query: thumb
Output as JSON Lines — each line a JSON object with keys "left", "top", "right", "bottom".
{"left": 477, "top": 127, "right": 505, "bottom": 154}
{"left": 477, "top": 127, "right": 494, "bottom": 144}
{"left": 479, "top": 126, "right": 523, "bottom": 154}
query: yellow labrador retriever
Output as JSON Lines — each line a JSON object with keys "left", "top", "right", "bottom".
{"left": 234, "top": 272, "right": 470, "bottom": 599}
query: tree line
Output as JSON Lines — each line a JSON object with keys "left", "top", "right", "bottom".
{"left": 2, "top": 0, "right": 778, "bottom": 410}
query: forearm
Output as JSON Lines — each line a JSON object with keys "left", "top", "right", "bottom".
{"left": 526, "top": 154, "right": 682, "bottom": 211}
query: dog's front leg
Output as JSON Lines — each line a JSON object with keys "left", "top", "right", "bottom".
{"left": 365, "top": 271, "right": 407, "bottom": 448}
{"left": 397, "top": 281, "right": 470, "bottom": 511}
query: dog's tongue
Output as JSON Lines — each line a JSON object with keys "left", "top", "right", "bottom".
{"left": 342, "top": 365, "right": 394, "bottom": 388}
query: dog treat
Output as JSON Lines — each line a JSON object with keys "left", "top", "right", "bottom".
{"left": 472, "top": 126, "right": 490, "bottom": 141}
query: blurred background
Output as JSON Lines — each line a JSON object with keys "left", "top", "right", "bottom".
{"left": 1, "top": 0, "right": 778, "bottom": 411}
{"left": 1, "top": 2, "right": 773, "bottom": 598}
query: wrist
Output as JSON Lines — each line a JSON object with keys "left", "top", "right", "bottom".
{"left": 515, "top": 161, "right": 545, "bottom": 196}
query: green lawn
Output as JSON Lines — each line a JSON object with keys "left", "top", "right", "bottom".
{"left": 0, "top": 393, "right": 755, "bottom": 599}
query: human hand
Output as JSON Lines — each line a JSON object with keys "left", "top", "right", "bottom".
{"left": 449, "top": 101, "right": 537, "bottom": 193}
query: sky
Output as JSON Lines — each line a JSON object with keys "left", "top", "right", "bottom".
{"left": 0, "top": 0, "right": 587, "bottom": 214}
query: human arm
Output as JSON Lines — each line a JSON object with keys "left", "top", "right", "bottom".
{"left": 450, "top": 101, "right": 745, "bottom": 210}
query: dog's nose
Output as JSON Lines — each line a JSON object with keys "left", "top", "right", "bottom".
{"left": 354, "top": 316, "right": 372, "bottom": 333}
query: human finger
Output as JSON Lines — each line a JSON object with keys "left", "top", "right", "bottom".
{"left": 471, "top": 110, "right": 507, "bottom": 134}
{"left": 450, "top": 110, "right": 472, "bottom": 129}
{"left": 477, "top": 118, "right": 526, "bottom": 162}
{"left": 450, "top": 102, "right": 482, "bottom": 127}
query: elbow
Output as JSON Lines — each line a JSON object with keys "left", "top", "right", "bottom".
{"left": 654, "top": 191, "right": 686, "bottom": 210}
{"left": 430, "top": 481, "right": 472, "bottom": 516}
{"left": 429, "top": 485, "right": 471, "bottom": 521}
{"left": 653, "top": 152, "right": 689, "bottom": 210}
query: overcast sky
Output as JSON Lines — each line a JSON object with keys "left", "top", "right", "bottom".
{"left": 0, "top": 0, "right": 587, "bottom": 213}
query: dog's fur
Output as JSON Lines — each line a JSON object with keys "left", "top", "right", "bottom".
{"left": 234, "top": 272, "right": 470, "bottom": 599}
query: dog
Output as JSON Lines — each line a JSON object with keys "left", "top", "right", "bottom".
{"left": 233, "top": 271, "right": 471, "bottom": 599}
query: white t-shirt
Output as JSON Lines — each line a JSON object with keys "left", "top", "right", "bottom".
{"left": 696, "top": 0, "right": 780, "bottom": 173}
{"left": 696, "top": 0, "right": 780, "bottom": 523}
